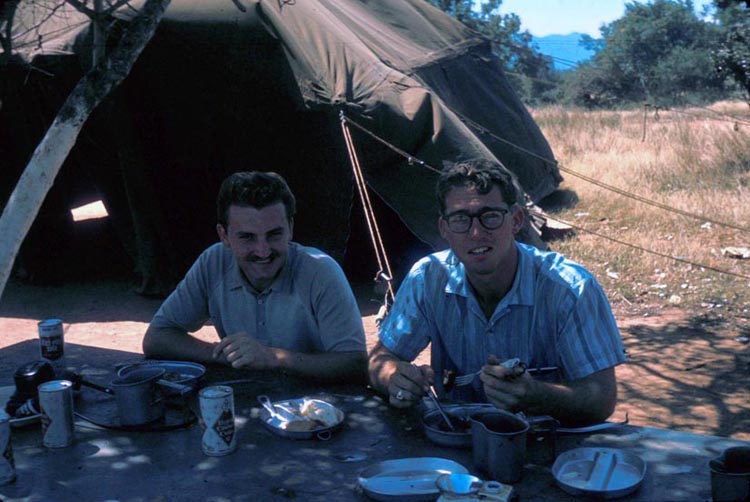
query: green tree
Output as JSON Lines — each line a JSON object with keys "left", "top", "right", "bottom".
{"left": 427, "top": 0, "right": 557, "bottom": 104}
{"left": 566, "top": 0, "right": 725, "bottom": 107}
{"left": 714, "top": 0, "right": 750, "bottom": 103}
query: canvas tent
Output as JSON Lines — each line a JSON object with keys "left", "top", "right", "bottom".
{"left": 0, "top": 0, "right": 561, "bottom": 296}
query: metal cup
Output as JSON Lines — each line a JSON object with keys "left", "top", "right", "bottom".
{"left": 710, "top": 447, "right": 750, "bottom": 501}
{"left": 470, "top": 410, "right": 529, "bottom": 484}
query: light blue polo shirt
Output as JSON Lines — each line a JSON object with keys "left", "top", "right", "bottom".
{"left": 150, "top": 242, "right": 366, "bottom": 353}
{"left": 379, "top": 242, "right": 625, "bottom": 397}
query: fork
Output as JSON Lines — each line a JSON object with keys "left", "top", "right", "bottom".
{"left": 454, "top": 359, "right": 559, "bottom": 387}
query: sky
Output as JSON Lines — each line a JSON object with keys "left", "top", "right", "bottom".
{"left": 496, "top": 0, "right": 716, "bottom": 37}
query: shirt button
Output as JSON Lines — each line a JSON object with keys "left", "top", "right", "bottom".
{"left": 258, "top": 299, "right": 264, "bottom": 304}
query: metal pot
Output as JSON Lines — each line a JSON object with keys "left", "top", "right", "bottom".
{"left": 116, "top": 361, "right": 205, "bottom": 398}
{"left": 109, "top": 367, "right": 166, "bottom": 426}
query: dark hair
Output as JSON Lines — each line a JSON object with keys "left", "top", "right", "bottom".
{"left": 216, "top": 171, "right": 296, "bottom": 227}
{"left": 436, "top": 159, "right": 520, "bottom": 214}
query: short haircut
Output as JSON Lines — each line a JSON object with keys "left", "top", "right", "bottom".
{"left": 436, "top": 159, "right": 520, "bottom": 214}
{"left": 216, "top": 171, "right": 296, "bottom": 227}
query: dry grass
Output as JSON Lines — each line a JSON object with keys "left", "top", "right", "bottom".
{"left": 531, "top": 101, "right": 750, "bottom": 329}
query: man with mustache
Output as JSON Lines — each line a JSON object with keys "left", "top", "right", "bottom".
{"left": 368, "top": 160, "right": 625, "bottom": 425}
{"left": 143, "top": 171, "right": 367, "bottom": 381}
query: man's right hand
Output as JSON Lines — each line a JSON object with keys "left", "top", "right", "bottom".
{"left": 386, "top": 362, "right": 433, "bottom": 408}
{"left": 368, "top": 341, "right": 434, "bottom": 408}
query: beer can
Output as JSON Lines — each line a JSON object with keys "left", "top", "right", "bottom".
{"left": 38, "top": 319, "right": 66, "bottom": 374}
{"left": 38, "top": 380, "right": 75, "bottom": 448}
{"left": 199, "top": 385, "right": 236, "bottom": 456}
{"left": 0, "top": 410, "right": 16, "bottom": 485}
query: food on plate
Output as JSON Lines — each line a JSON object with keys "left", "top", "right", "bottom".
{"left": 299, "top": 399, "right": 339, "bottom": 427}
{"left": 276, "top": 399, "right": 339, "bottom": 431}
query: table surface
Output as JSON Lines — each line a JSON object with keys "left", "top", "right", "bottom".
{"left": 1, "top": 347, "right": 747, "bottom": 502}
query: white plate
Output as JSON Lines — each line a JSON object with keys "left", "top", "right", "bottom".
{"left": 358, "top": 457, "right": 469, "bottom": 501}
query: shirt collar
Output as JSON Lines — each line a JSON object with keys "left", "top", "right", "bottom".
{"left": 443, "top": 243, "right": 534, "bottom": 307}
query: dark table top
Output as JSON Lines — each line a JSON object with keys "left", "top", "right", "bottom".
{"left": 1, "top": 345, "right": 748, "bottom": 502}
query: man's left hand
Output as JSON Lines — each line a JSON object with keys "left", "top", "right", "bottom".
{"left": 480, "top": 363, "right": 537, "bottom": 413}
{"left": 213, "top": 332, "right": 278, "bottom": 369}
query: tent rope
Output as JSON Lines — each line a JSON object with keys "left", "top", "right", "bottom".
{"left": 339, "top": 111, "right": 750, "bottom": 284}
{"left": 339, "top": 111, "right": 396, "bottom": 318}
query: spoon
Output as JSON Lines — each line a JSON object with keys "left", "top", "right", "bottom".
{"left": 257, "top": 395, "right": 297, "bottom": 422}
{"left": 426, "top": 386, "right": 455, "bottom": 432}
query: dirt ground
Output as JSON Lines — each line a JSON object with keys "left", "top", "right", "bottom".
{"left": 1, "top": 278, "right": 748, "bottom": 441}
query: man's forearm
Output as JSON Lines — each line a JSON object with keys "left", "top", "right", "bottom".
{"left": 367, "top": 342, "right": 400, "bottom": 395}
{"left": 526, "top": 368, "right": 617, "bottom": 426}
{"left": 143, "top": 325, "right": 221, "bottom": 364}
{"left": 273, "top": 349, "right": 367, "bottom": 383}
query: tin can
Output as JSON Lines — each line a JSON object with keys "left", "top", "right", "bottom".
{"left": 38, "top": 380, "right": 75, "bottom": 448}
{"left": 199, "top": 385, "right": 236, "bottom": 456}
{"left": 38, "top": 319, "right": 66, "bottom": 374}
{"left": 0, "top": 410, "right": 16, "bottom": 485}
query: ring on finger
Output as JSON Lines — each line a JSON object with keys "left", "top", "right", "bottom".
{"left": 395, "top": 389, "right": 405, "bottom": 400}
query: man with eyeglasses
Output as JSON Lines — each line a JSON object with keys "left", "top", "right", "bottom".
{"left": 368, "top": 160, "right": 625, "bottom": 426}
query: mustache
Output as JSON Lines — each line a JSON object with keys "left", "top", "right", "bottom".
{"left": 247, "top": 252, "right": 279, "bottom": 263}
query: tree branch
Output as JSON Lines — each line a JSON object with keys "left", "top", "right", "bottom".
{"left": 0, "top": 0, "right": 172, "bottom": 299}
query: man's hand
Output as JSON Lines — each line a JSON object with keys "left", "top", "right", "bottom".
{"left": 480, "top": 354, "right": 618, "bottom": 426}
{"left": 480, "top": 363, "right": 536, "bottom": 412}
{"left": 387, "top": 363, "right": 433, "bottom": 408}
{"left": 368, "top": 342, "right": 434, "bottom": 408}
{"left": 212, "top": 332, "right": 279, "bottom": 370}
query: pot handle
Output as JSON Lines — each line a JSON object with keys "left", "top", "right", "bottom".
{"left": 157, "top": 379, "right": 192, "bottom": 395}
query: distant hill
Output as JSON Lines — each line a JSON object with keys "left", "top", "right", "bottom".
{"left": 533, "top": 33, "right": 595, "bottom": 71}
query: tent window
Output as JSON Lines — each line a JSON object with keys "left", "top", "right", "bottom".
{"left": 71, "top": 200, "right": 108, "bottom": 222}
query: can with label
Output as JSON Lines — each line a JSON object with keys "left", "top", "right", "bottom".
{"left": 38, "top": 319, "right": 66, "bottom": 374}
{"left": 0, "top": 410, "right": 16, "bottom": 485}
{"left": 199, "top": 385, "right": 236, "bottom": 456}
{"left": 38, "top": 380, "right": 75, "bottom": 448}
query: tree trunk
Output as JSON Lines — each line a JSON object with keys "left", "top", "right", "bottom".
{"left": 0, "top": 0, "right": 171, "bottom": 300}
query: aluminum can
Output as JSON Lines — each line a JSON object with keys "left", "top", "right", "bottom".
{"left": 38, "top": 319, "right": 66, "bottom": 374}
{"left": 199, "top": 385, "right": 236, "bottom": 456}
{"left": 0, "top": 410, "right": 16, "bottom": 485}
{"left": 38, "top": 380, "right": 75, "bottom": 448}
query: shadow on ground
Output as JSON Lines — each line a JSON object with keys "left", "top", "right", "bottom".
{"left": 616, "top": 310, "right": 750, "bottom": 440}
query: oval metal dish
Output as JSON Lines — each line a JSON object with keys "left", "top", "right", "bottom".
{"left": 258, "top": 397, "right": 344, "bottom": 440}
{"left": 358, "top": 457, "right": 470, "bottom": 502}
{"left": 552, "top": 447, "right": 646, "bottom": 499}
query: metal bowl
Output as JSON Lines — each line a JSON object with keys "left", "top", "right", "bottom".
{"left": 421, "top": 403, "right": 495, "bottom": 448}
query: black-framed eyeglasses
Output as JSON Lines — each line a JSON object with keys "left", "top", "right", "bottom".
{"left": 443, "top": 207, "right": 510, "bottom": 233}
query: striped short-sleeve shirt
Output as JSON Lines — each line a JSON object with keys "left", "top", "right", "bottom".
{"left": 379, "top": 243, "right": 625, "bottom": 397}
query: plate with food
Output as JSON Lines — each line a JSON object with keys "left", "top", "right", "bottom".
{"left": 258, "top": 396, "right": 345, "bottom": 440}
